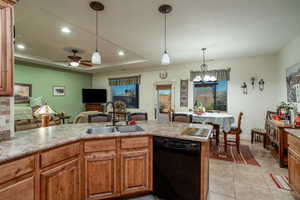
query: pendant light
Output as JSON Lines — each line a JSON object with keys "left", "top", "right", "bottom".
{"left": 193, "top": 48, "right": 217, "bottom": 82}
{"left": 90, "top": 1, "right": 104, "bottom": 65}
{"left": 159, "top": 5, "right": 172, "bottom": 65}
{"left": 200, "top": 48, "right": 208, "bottom": 80}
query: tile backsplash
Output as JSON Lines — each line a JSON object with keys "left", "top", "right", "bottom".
{"left": 0, "top": 97, "right": 12, "bottom": 141}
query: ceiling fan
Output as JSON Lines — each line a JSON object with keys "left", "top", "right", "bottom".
{"left": 53, "top": 49, "right": 93, "bottom": 67}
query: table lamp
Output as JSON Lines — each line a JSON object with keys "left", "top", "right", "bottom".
{"left": 34, "top": 103, "right": 56, "bottom": 127}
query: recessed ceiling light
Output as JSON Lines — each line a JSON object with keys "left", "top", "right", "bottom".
{"left": 16, "top": 44, "right": 25, "bottom": 50}
{"left": 118, "top": 50, "right": 125, "bottom": 56}
{"left": 61, "top": 27, "right": 71, "bottom": 33}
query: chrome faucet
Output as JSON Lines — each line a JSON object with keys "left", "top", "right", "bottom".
{"left": 106, "top": 101, "right": 117, "bottom": 126}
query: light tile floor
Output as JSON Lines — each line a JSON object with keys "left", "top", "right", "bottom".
{"left": 126, "top": 141, "right": 300, "bottom": 200}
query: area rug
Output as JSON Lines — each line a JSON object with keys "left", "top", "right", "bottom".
{"left": 270, "top": 174, "right": 292, "bottom": 191}
{"left": 210, "top": 143, "right": 261, "bottom": 166}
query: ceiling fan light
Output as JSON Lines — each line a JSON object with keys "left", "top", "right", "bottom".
{"left": 161, "top": 51, "right": 170, "bottom": 65}
{"left": 70, "top": 61, "right": 79, "bottom": 67}
{"left": 92, "top": 51, "right": 101, "bottom": 64}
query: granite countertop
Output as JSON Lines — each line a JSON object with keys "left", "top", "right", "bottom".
{"left": 285, "top": 128, "right": 300, "bottom": 139}
{"left": 0, "top": 120, "right": 212, "bottom": 163}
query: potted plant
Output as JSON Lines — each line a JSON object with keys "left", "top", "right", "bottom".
{"left": 277, "top": 102, "right": 293, "bottom": 120}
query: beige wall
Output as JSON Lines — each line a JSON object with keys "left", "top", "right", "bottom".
{"left": 93, "top": 55, "right": 279, "bottom": 139}
{"left": 277, "top": 34, "right": 300, "bottom": 104}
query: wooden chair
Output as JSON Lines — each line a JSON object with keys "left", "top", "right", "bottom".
{"left": 88, "top": 114, "right": 112, "bottom": 123}
{"left": 224, "top": 112, "right": 243, "bottom": 153}
{"left": 251, "top": 111, "right": 277, "bottom": 148}
{"left": 172, "top": 113, "right": 192, "bottom": 123}
{"left": 128, "top": 112, "right": 148, "bottom": 121}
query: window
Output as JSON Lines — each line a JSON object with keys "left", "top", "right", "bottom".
{"left": 111, "top": 84, "right": 139, "bottom": 108}
{"left": 193, "top": 80, "right": 228, "bottom": 111}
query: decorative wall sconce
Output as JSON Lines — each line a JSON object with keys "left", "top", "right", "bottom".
{"left": 241, "top": 82, "right": 248, "bottom": 95}
{"left": 250, "top": 77, "right": 256, "bottom": 89}
{"left": 258, "top": 79, "right": 265, "bottom": 91}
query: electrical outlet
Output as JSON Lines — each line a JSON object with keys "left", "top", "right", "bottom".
{"left": 0, "top": 116, "right": 6, "bottom": 127}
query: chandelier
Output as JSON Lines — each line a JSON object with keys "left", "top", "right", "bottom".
{"left": 193, "top": 48, "right": 217, "bottom": 82}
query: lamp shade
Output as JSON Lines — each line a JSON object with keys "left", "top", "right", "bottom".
{"left": 193, "top": 75, "right": 202, "bottom": 82}
{"left": 35, "top": 104, "right": 56, "bottom": 116}
{"left": 70, "top": 61, "right": 79, "bottom": 67}
{"left": 161, "top": 51, "right": 170, "bottom": 65}
{"left": 92, "top": 51, "right": 101, "bottom": 65}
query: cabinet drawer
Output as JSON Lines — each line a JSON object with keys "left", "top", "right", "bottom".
{"left": 0, "top": 155, "right": 35, "bottom": 185}
{"left": 40, "top": 143, "right": 80, "bottom": 168}
{"left": 288, "top": 134, "right": 300, "bottom": 155}
{"left": 121, "top": 137, "right": 149, "bottom": 149}
{"left": 84, "top": 139, "right": 117, "bottom": 153}
{"left": 0, "top": 177, "right": 34, "bottom": 200}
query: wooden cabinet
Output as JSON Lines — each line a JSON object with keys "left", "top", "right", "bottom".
{"left": 0, "top": 137, "right": 153, "bottom": 200}
{"left": 84, "top": 152, "right": 117, "bottom": 199}
{"left": 83, "top": 136, "right": 152, "bottom": 199}
{"left": 0, "top": 5, "right": 14, "bottom": 96}
{"left": 120, "top": 149, "right": 150, "bottom": 195}
{"left": 288, "top": 151, "right": 300, "bottom": 191}
{"left": 0, "top": 155, "right": 36, "bottom": 200}
{"left": 0, "top": 177, "right": 35, "bottom": 200}
{"left": 40, "top": 159, "right": 80, "bottom": 200}
{"left": 85, "top": 104, "right": 104, "bottom": 112}
{"left": 288, "top": 134, "right": 300, "bottom": 194}
{"left": 40, "top": 142, "right": 80, "bottom": 168}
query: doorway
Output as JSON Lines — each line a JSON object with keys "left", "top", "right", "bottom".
{"left": 156, "top": 85, "right": 172, "bottom": 121}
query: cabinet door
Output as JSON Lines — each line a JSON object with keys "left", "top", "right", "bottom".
{"left": 84, "top": 151, "right": 117, "bottom": 200}
{"left": 288, "top": 150, "right": 300, "bottom": 193}
{"left": 0, "top": 6, "right": 13, "bottom": 96}
{"left": 0, "top": 177, "right": 34, "bottom": 200}
{"left": 120, "top": 149, "right": 150, "bottom": 195}
{"left": 294, "top": 153, "right": 300, "bottom": 192}
{"left": 288, "top": 152, "right": 295, "bottom": 187}
{"left": 40, "top": 159, "right": 80, "bottom": 200}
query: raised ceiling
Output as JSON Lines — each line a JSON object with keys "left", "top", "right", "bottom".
{"left": 15, "top": 0, "right": 300, "bottom": 73}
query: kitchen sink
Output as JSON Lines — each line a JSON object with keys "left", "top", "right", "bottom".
{"left": 86, "top": 126, "right": 117, "bottom": 134}
{"left": 86, "top": 125, "right": 144, "bottom": 134}
{"left": 116, "top": 125, "right": 144, "bottom": 133}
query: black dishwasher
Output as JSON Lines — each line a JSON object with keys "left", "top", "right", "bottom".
{"left": 153, "top": 136, "right": 201, "bottom": 200}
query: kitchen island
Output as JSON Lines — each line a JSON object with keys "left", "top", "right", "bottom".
{"left": 0, "top": 121, "right": 212, "bottom": 200}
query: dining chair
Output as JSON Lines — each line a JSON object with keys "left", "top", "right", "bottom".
{"left": 128, "top": 112, "right": 148, "bottom": 121}
{"left": 88, "top": 113, "right": 112, "bottom": 123}
{"left": 251, "top": 111, "right": 277, "bottom": 148}
{"left": 208, "top": 124, "right": 220, "bottom": 145}
{"left": 224, "top": 112, "right": 243, "bottom": 153}
{"left": 172, "top": 113, "right": 192, "bottom": 123}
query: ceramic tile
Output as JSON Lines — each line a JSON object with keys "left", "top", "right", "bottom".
{"left": 210, "top": 175, "right": 235, "bottom": 197}
{"left": 235, "top": 184, "right": 273, "bottom": 200}
{"left": 209, "top": 192, "right": 235, "bottom": 200}
{"left": 271, "top": 188, "right": 300, "bottom": 200}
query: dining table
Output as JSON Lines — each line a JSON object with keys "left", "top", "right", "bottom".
{"left": 176, "top": 112, "right": 235, "bottom": 144}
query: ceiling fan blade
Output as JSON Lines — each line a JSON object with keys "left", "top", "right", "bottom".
{"left": 80, "top": 62, "right": 93, "bottom": 67}
{"left": 80, "top": 60, "right": 91, "bottom": 63}
{"left": 52, "top": 59, "right": 70, "bottom": 62}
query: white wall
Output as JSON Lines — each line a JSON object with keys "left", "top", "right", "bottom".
{"left": 93, "top": 55, "right": 279, "bottom": 139}
{"left": 277, "top": 34, "right": 300, "bottom": 103}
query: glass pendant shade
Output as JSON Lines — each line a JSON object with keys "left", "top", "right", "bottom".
{"left": 161, "top": 51, "right": 170, "bottom": 65}
{"left": 70, "top": 61, "right": 79, "bottom": 67}
{"left": 92, "top": 51, "right": 101, "bottom": 64}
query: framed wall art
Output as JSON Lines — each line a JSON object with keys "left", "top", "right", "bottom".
{"left": 53, "top": 86, "right": 65, "bottom": 96}
{"left": 14, "top": 83, "right": 32, "bottom": 104}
